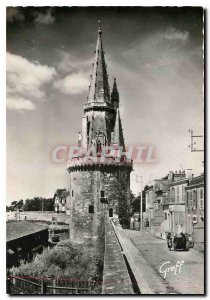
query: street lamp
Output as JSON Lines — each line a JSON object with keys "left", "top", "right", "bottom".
{"left": 136, "top": 174, "right": 144, "bottom": 231}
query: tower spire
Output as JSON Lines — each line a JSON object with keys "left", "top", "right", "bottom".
{"left": 111, "top": 77, "right": 119, "bottom": 108}
{"left": 112, "top": 108, "right": 125, "bottom": 149}
{"left": 87, "top": 21, "right": 110, "bottom": 103}
{"left": 98, "top": 20, "right": 102, "bottom": 34}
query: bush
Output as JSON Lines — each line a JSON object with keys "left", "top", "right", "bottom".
{"left": 10, "top": 240, "right": 104, "bottom": 293}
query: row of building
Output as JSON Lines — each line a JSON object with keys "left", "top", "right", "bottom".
{"left": 143, "top": 170, "right": 204, "bottom": 244}
{"left": 53, "top": 170, "right": 204, "bottom": 244}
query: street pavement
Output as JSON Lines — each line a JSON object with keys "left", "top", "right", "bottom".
{"left": 125, "top": 229, "right": 204, "bottom": 294}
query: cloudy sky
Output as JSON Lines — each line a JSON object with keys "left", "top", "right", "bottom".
{"left": 6, "top": 7, "right": 204, "bottom": 203}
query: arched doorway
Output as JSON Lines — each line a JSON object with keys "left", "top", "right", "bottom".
{"left": 109, "top": 208, "right": 113, "bottom": 218}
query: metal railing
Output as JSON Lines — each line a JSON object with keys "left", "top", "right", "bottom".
{"left": 7, "top": 274, "right": 90, "bottom": 294}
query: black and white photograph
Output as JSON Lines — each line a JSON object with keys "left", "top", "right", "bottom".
{"left": 6, "top": 6, "right": 204, "bottom": 295}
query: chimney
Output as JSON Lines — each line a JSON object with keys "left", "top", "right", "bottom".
{"left": 168, "top": 171, "right": 174, "bottom": 182}
{"left": 186, "top": 169, "right": 193, "bottom": 179}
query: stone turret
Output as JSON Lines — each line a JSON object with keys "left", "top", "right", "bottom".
{"left": 67, "top": 22, "right": 132, "bottom": 246}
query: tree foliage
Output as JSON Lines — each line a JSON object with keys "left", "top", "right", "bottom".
{"left": 130, "top": 186, "right": 149, "bottom": 216}
{"left": 6, "top": 198, "right": 54, "bottom": 212}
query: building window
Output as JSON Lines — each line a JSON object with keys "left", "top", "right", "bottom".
{"left": 101, "top": 191, "right": 105, "bottom": 198}
{"left": 193, "top": 190, "right": 197, "bottom": 209}
{"left": 72, "top": 190, "right": 74, "bottom": 197}
{"left": 200, "top": 187, "right": 204, "bottom": 208}
{"left": 171, "top": 188, "right": 175, "bottom": 202}
{"left": 89, "top": 205, "right": 94, "bottom": 213}
{"left": 186, "top": 191, "right": 189, "bottom": 207}
{"left": 164, "top": 212, "right": 167, "bottom": 220}
{"left": 176, "top": 186, "right": 179, "bottom": 202}
{"left": 182, "top": 186, "right": 185, "bottom": 202}
{"left": 190, "top": 190, "right": 193, "bottom": 208}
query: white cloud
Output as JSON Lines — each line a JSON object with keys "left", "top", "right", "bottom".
{"left": 55, "top": 50, "right": 92, "bottom": 74}
{"left": 7, "top": 96, "right": 35, "bottom": 111}
{"left": 164, "top": 28, "right": 189, "bottom": 42}
{"left": 34, "top": 8, "right": 55, "bottom": 25}
{"left": 53, "top": 50, "right": 91, "bottom": 95}
{"left": 7, "top": 52, "right": 56, "bottom": 111}
{"left": 53, "top": 73, "right": 89, "bottom": 95}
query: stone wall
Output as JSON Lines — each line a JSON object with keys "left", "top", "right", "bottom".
{"left": 9, "top": 211, "right": 69, "bottom": 224}
{"left": 102, "top": 218, "right": 134, "bottom": 294}
{"left": 68, "top": 166, "right": 131, "bottom": 246}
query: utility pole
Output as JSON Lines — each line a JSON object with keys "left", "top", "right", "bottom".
{"left": 189, "top": 129, "right": 204, "bottom": 152}
{"left": 40, "top": 197, "right": 44, "bottom": 212}
{"left": 136, "top": 175, "right": 144, "bottom": 231}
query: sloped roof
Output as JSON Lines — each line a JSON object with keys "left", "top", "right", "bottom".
{"left": 61, "top": 190, "right": 70, "bottom": 198}
{"left": 111, "top": 78, "right": 119, "bottom": 107}
{"left": 112, "top": 108, "right": 125, "bottom": 148}
{"left": 87, "top": 22, "right": 110, "bottom": 103}
{"left": 54, "top": 188, "right": 66, "bottom": 198}
{"left": 169, "top": 178, "right": 189, "bottom": 187}
{"left": 7, "top": 221, "right": 48, "bottom": 242}
{"left": 186, "top": 174, "right": 204, "bottom": 189}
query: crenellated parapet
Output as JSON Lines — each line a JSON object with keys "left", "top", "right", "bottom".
{"left": 67, "top": 157, "right": 133, "bottom": 172}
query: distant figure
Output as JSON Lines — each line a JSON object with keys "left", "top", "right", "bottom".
{"left": 177, "top": 224, "right": 183, "bottom": 234}
{"left": 181, "top": 232, "right": 187, "bottom": 249}
{"left": 167, "top": 232, "right": 172, "bottom": 250}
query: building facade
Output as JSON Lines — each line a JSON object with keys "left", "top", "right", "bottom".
{"left": 66, "top": 24, "right": 132, "bottom": 246}
{"left": 168, "top": 178, "right": 189, "bottom": 234}
{"left": 185, "top": 174, "right": 204, "bottom": 241}
{"left": 54, "top": 189, "right": 70, "bottom": 214}
{"left": 145, "top": 170, "right": 186, "bottom": 238}
{"left": 144, "top": 170, "right": 204, "bottom": 244}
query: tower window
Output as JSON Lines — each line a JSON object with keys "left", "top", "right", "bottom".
{"left": 89, "top": 205, "right": 94, "bottom": 213}
{"left": 72, "top": 190, "right": 74, "bottom": 197}
{"left": 101, "top": 191, "right": 105, "bottom": 198}
{"left": 97, "top": 141, "right": 102, "bottom": 153}
{"left": 109, "top": 208, "right": 113, "bottom": 218}
{"left": 87, "top": 121, "right": 90, "bottom": 144}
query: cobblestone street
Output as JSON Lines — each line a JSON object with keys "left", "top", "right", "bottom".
{"left": 125, "top": 230, "right": 204, "bottom": 294}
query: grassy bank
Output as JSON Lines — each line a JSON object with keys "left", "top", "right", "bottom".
{"left": 10, "top": 239, "right": 104, "bottom": 294}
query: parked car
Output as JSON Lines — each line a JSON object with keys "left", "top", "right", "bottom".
{"left": 173, "top": 233, "right": 188, "bottom": 251}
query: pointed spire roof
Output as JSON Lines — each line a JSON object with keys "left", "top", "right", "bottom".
{"left": 111, "top": 78, "right": 119, "bottom": 108}
{"left": 112, "top": 108, "right": 125, "bottom": 148}
{"left": 88, "top": 21, "right": 110, "bottom": 103}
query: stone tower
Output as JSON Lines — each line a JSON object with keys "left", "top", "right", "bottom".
{"left": 67, "top": 22, "right": 132, "bottom": 245}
